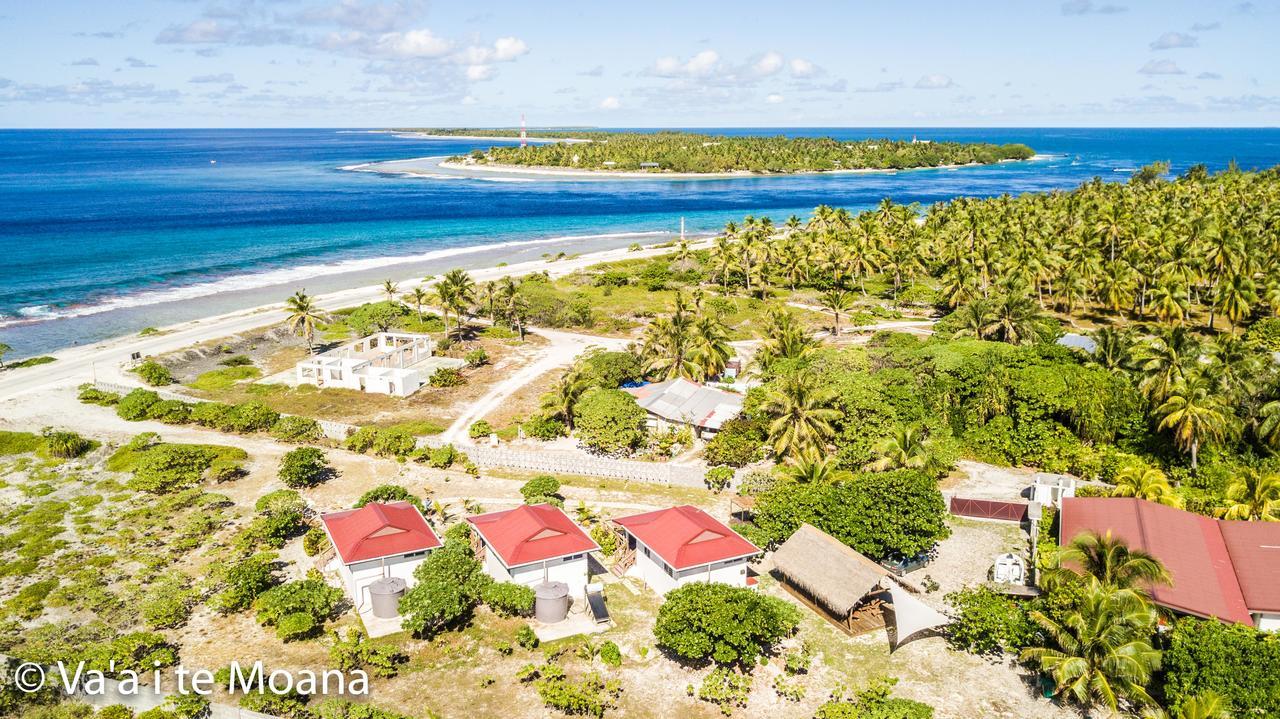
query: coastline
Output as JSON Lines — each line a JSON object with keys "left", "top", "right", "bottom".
{"left": 348, "top": 155, "right": 1049, "bottom": 181}
{"left": 0, "top": 236, "right": 702, "bottom": 402}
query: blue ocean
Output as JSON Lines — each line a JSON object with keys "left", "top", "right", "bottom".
{"left": 2, "top": 127, "right": 1279, "bottom": 356}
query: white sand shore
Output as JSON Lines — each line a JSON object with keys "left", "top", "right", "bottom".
{"left": 0, "top": 239, "right": 697, "bottom": 403}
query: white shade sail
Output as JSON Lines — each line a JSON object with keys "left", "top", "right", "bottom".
{"left": 886, "top": 581, "right": 950, "bottom": 647}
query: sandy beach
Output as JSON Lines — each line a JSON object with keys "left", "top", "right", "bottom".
{"left": 0, "top": 238, "right": 696, "bottom": 403}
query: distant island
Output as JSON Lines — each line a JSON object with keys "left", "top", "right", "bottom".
{"left": 396, "top": 129, "right": 1036, "bottom": 175}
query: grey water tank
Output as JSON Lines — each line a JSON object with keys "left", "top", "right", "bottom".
{"left": 368, "top": 577, "right": 407, "bottom": 618}
{"left": 534, "top": 581, "right": 570, "bottom": 623}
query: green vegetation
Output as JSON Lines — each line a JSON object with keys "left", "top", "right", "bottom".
{"left": 519, "top": 474, "right": 562, "bottom": 506}
{"left": 653, "top": 582, "right": 801, "bottom": 666}
{"left": 133, "top": 360, "right": 174, "bottom": 386}
{"left": 253, "top": 577, "right": 343, "bottom": 641}
{"left": 188, "top": 365, "right": 261, "bottom": 391}
{"left": 572, "top": 388, "right": 648, "bottom": 455}
{"left": 815, "top": 677, "right": 935, "bottom": 719}
{"left": 278, "top": 446, "right": 333, "bottom": 488}
{"left": 438, "top": 130, "right": 1033, "bottom": 173}
{"left": 399, "top": 529, "right": 490, "bottom": 637}
{"left": 1162, "top": 617, "right": 1280, "bottom": 717}
{"left": 479, "top": 582, "right": 535, "bottom": 618}
{"left": 108, "top": 436, "right": 247, "bottom": 494}
{"left": 4, "top": 355, "right": 56, "bottom": 370}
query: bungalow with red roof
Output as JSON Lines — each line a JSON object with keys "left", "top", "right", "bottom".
{"left": 613, "top": 505, "right": 759, "bottom": 594}
{"left": 1060, "top": 497, "right": 1280, "bottom": 631}
{"left": 467, "top": 504, "right": 599, "bottom": 599}
{"left": 319, "top": 501, "right": 442, "bottom": 607}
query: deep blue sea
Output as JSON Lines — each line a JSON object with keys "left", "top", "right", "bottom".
{"left": 2, "top": 127, "right": 1279, "bottom": 357}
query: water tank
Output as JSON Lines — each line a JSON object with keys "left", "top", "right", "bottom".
{"left": 534, "top": 581, "right": 570, "bottom": 624}
{"left": 367, "top": 577, "right": 407, "bottom": 618}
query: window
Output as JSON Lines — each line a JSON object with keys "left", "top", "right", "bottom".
{"left": 566, "top": 554, "right": 583, "bottom": 561}
{"left": 404, "top": 551, "right": 426, "bottom": 558}
{"left": 664, "top": 563, "right": 675, "bottom": 578}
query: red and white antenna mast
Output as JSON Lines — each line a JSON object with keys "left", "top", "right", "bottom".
{"left": 520, "top": 113, "right": 527, "bottom": 149}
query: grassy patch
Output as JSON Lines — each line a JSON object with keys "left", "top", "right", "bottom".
{"left": 106, "top": 440, "right": 248, "bottom": 474}
{"left": 188, "top": 365, "right": 262, "bottom": 391}
{"left": 4, "top": 356, "right": 56, "bottom": 370}
{"left": 379, "top": 420, "right": 446, "bottom": 436}
{"left": 0, "top": 431, "right": 43, "bottom": 456}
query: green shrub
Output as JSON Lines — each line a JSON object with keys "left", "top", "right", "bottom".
{"left": 534, "top": 669, "right": 621, "bottom": 718}
{"left": 77, "top": 385, "right": 120, "bottom": 406}
{"left": 516, "top": 624, "right": 539, "bottom": 650}
{"left": 654, "top": 582, "right": 801, "bottom": 666}
{"left": 704, "top": 466, "right": 734, "bottom": 493}
{"left": 580, "top": 350, "right": 644, "bottom": 388}
{"left": 520, "top": 475, "right": 561, "bottom": 505}
{"left": 702, "top": 418, "right": 766, "bottom": 468}
{"left": 188, "top": 366, "right": 260, "bottom": 392}
{"left": 482, "top": 582, "right": 536, "bottom": 617}
{"left": 371, "top": 428, "right": 416, "bottom": 457}
{"left": 697, "top": 667, "right": 751, "bottom": 715}
{"left": 219, "top": 401, "right": 279, "bottom": 433}
{"left": 589, "top": 524, "right": 617, "bottom": 557}
{"left": 116, "top": 389, "right": 161, "bottom": 421}
{"left": 145, "top": 399, "right": 193, "bottom": 424}
{"left": 422, "top": 444, "right": 457, "bottom": 469}
{"left": 219, "top": 354, "right": 254, "bottom": 367}
{"left": 302, "top": 527, "right": 329, "bottom": 557}
{"left": 469, "top": 420, "right": 493, "bottom": 439}
{"left": 465, "top": 348, "right": 489, "bottom": 367}
{"left": 328, "top": 629, "right": 406, "bottom": 678}
{"left": 278, "top": 447, "right": 332, "bottom": 488}
{"left": 815, "top": 677, "right": 934, "bottom": 719}
{"left": 343, "top": 426, "right": 379, "bottom": 453}
{"left": 210, "top": 553, "right": 278, "bottom": 613}
{"left": 944, "top": 586, "right": 1036, "bottom": 655}
{"left": 134, "top": 361, "right": 174, "bottom": 387}
{"left": 429, "top": 367, "right": 466, "bottom": 388}
{"left": 41, "top": 429, "right": 94, "bottom": 459}
{"left": 140, "top": 577, "right": 195, "bottom": 630}
{"left": 598, "top": 640, "right": 622, "bottom": 668}
{"left": 271, "top": 415, "right": 323, "bottom": 443}
{"left": 254, "top": 578, "right": 342, "bottom": 639}
{"left": 189, "top": 401, "right": 233, "bottom": 428}
{"left": 399, "top": 540, "right": 491, "bottom": 637}
{"left": 98, "top": 706, "right": 136, "bottom": 719}
{"left": 522, "top": 414, "right": 567, "bottom": 441}
{"left": 4, "top": 578, "right": 59, "bottom": 619}
{"left": 572, "top": 388, "right": 648, "bottom": 455}
{"left": 354, "top": 484, "right": 425, "bottom": 513}
{"left": 128, "top": 445, "right": 218, "bottom": 494}
{"left": 1162, "top": 617, "right": 1280, "bottom": 717}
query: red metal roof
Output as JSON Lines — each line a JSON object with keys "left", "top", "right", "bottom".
{"left": 1059, "top": 497, "right": 1256, "bottom": 625}
{"left": 466, "top": 504, "right": 598, "bottom": 568}
{"left": 1219, "top": 521, "right": 1280, "bottom": 613}
{"left": 320, "top": 502, "right": 442, "bottom": 564}
{"left": 613, "top": 505, "right": 759, "bottom": 570}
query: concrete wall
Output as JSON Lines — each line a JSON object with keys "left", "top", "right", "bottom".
{"left": 1258, "top": 612, "right": 1280, "bottom": 632}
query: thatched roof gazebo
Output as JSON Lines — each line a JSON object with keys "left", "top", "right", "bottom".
{"left": 771, "top": 524, "right": 892, "bottom": 636}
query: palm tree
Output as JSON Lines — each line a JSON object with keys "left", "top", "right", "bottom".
{"left": 1052, "top": 530, "right": 1172, "bottom": 596}
{"left": 818, "top": 290, "right": 855, "bottom": 337}
{"left": 1155, "top": 373, "right": 1235, "bottom": 471}
{"left": 1257, "top": 399, "right": 1280, "bottom": 451}
{"left": 541, "top": 366, "right": 590, "bottom": 430}
{"left": 950, "top": 299, "right": 993, "bottom": 341}
{"left": 1112, "top": 465, "right": 1183, "bottom": 508}
{"left": 754, "top": 308, "right": 819, "bottom": 371}
{"left": 1087, "top": 327, "right": 1134, "bottom": 374}
{"left": 641, "top": 294, "right": 698, "bottom": 380}
{"left": 284, "top": 290, "right": 325, "bottom": 354}
{"left": 405, "top": 287, "right": 431, "bottom": 323}
{"left": 1220, "top": 469, "right": 1280, "bottom": 521}
{"left": 1021, "top": 580, "right": 1161, "bottom": 715}
{"left": 782, "top": 449, "right": 852, "bottom": 484}
{"left": 866, "top": 426, "right": 933, "bottom": 472}
{"left": 688, "top": 315, "right": 732, "bottom": 381}
{"left": 437, "top": 269, "right": 475, "bottom": 339}
{"left": 0, "top": 342, "right": 11, "bottom": 369}
{"left": 981, "top": 292, "right": 1043, "bottom": 345}
{"left": 1140, "top": 692, "right": 1232, "bottom": 719}
{"left": 759, "top": 370, "right": 841, "bottom": 462}
{"left": 381, "top": 279, "right": 399, "bottom": 303}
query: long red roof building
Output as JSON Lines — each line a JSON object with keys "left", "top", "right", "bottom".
{"left": 1059, "top": 497, "right": 1280, "bottom": 627}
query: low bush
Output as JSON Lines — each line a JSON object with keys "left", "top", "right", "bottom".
{"left": 354, "top": 484, "right": 425, "bottom": 513}
{"left": 482, "top": 582, "right": 535, "bottom": 618}
{"left": 219, "top": 354, "right": 254, "bottom": 367}
{"left": 189, "top": 401, "right": 233, "bottom": 428}
{"left": 271, "top": 415, "right": 323, "bottom": 443}
{"left": 41, "top": 429, "right": 94, "bottom": 459}
{"left": 697, "top": 667, "right": 751, "bottom": 716}
{"left": 704, "top": 466, "right": 734, "bottom": 493}
{"left": 302, "top": 527, "right": 329, "bottom": 557}
{"left": 598, "top": 640, "right": 622, "bottom": 668}
{"left": 279, "top": 447, "right": 332, "bottom": 488}
{"left": 342, "top": 426, "right": 379, "bottom": 453}
{"left": 210, "top": 553, "right": 278, "bottom": 614}
{"left": 468, "top": 420, "right": 493, "bottom": 439}
{"left": 128, "top": 445, "right": 219, "bottom": 494}
{"left": 429, "top": 367, "right": 466, "bottom": 388}
{"left": 328, "top": 629, "right": 406, "bottom": 678}
{"left": 465, "top": 348, "right": 489, "bottom": 367}
{"left": 116, "top": 389, "right": 161, "bottom": 421}
{"left": 145, "top": 400, "right": 192, "bottom": 424}
{"left": 944, "top": 586, "right": 1036, "bottom": 655}
{"left": 254, "top": 578, "right": 342, "bottom": 641}
{"left": 219, "top": 401, "right": 279, "bottom": 433}
{"left": 371, "top": 428, "right": 416, "bottom": 458}
{"left": 134, "top": 361, "right": 174, "bottom": 387}
{"left": 522, "top": 414, "right": 567, "bottom": 441}
{"left": 520, "top": 475, "right": 562, "bottom": 505}
{"left": 516, "top": 624, "right": 539, "bottom": 650}
{"left": 77, "top": 385, "right": 120, "bottom": 406}
{"left": 654, "top": 582, "right": 801, "bottom": 666}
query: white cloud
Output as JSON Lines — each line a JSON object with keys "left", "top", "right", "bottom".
{"left": 70, "top": 58, "right": 99, "bottom": 66}
{"left": 461, "top": 94, "right": 478, "bottom": 105}
{"left": 1138, "top": 59, "right": 1185, "bottom": 75}
{"left": 492, "top": 36, "right": 529, "bottom": 61}
{"left": 652, "top": 50, "right": 721, "bottom": 78}
{"left": 282, "top": 0, "right": 430, "bottom": 34}
{"left": 753, "top": 52, "right": 783, "bottom": 76}
{"left": 374, "top": 29, "right": 452, "bottom": 58}
{"left": 465, "top": 64, "right": 493, "bottom": 81}
{"left": 789, "top": 58, "right": 817, "bottom": 78}
{"left": 1198, "top": 71, "right": 1223, "bottom": 80}
{"left": 155, "top": 19, "right": 236, "bottom": 44}
{"left": 189, "top": 73, "right": 235, "bottom": 84}
{"left": 1190, "top": 21, "right": 1220, "bottom": 31}
{"left": 855, "top": 80, "right": 904, "bottom": 93}
{"left": 579, "top": 65, "right": 604, "bottom": 77}
{"left": 765, "top": 93, "right": 784, "bottom": 104}
{"left": 915, "top": 74, "right": 954, "bottom": 89}
{"left": 125, "top": 57, "right": 156, "bottom": 69}
{"left": 599, "top": 96, "right": 621, "bottom": 110}
{"left": 1061, "top": 0, "right": 1127, "bottom": 15}
{"left": 1150, "top": 31, "right": 1198, "bottom": 50}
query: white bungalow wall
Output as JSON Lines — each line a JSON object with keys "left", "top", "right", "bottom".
{"left": 337, "top": 551, "right": 430, "bottom": 613}
{"left": 481, "top": 548, "right": 591, "bottom": 599}
{"left": 627, "top": 538, "right": 749, "bottom": 595}
{"left": 1258, "top": 613, "right": 1280, "bottom": 632}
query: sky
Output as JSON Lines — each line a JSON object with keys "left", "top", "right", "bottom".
{"left": 0, "top": 0, "right": 1276, "bottom": 128}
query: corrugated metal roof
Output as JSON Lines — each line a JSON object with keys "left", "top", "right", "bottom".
{"left": 623, "top": 378, "right": 743, "bottom": 430}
